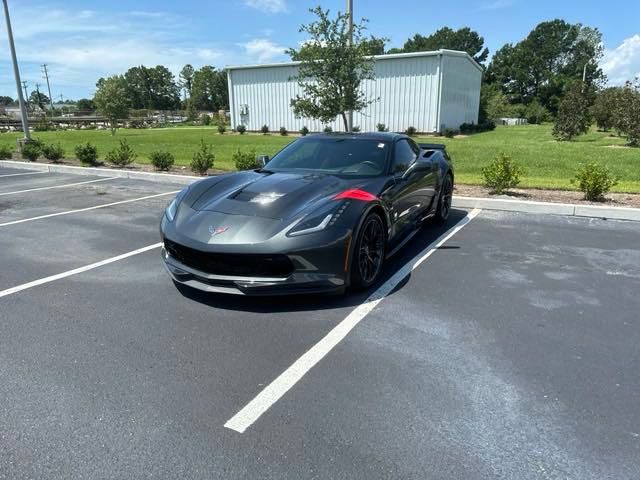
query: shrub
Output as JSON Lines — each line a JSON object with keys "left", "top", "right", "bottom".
{"left": 480, "top": 120, "right": 496, "bottom": 131}
{"left": 106, "top": 138, "right": 137, "bottom": 167}
{"left": 217, "top": 123, "right": 226, "bottom": 134}
{"left": 41, "top": 143, "right": 65, "bottom": 162}
{"left": 352, "top": 125, "right": 361, "bottom": 132}
{"left": 21, "top": 142, "right": 41, "bottom": 161}
{"left": 0, "top": 144, "right": 13, "bottom": 159}
{"left": 261, "top": 124, "right": 270, "bottom": 134}
{"left": 572, "top": 162, "right": 618, "bottom": 201}
{"left": 459, "top": 123, "right": 474, "bottom": 134}
{"left": 279, "top": 126, "right": 288, "bottom": 136}
{"left": 376, "top": 123, "right": 387, "bottom": 132}
{"left": 482, "top": 153, "right": 524, "bottom": 194}
{"left": 323, "top": 125, "right": 333, "bottom": 133}
{"left": 190, "top": 139, "right": 215, "bottom": 175}
{"left": 201, "top": 113, "right": 211, "bottom": 126}
{"left": 75, "top": 142, "right": 98, "bottom": 165}
{"left": 236, "top": 124, "right": 246, "bottom": 135}
{"left": 444, "top": 128, "right": 457, "bottom": 138}
{"left": 405, "top": 126, "right": 417, "bottom": 136}
{"left": 233, "top": 149, "right": 258, "bottom": 170}
{"left": 300, "top": 126, "right": 309, "bottom": 136}
{"left": 149, "top": 150, "right": 175, "bottom": 171}
{"left": 33, "top": 118, "right": 54, "bottom": 132}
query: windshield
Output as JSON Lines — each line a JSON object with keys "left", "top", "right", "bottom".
{"left": 266, "top": 137, "right": 390, "bottom": 177}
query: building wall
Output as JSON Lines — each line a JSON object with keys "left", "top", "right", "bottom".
{"left": 228, "top": 51, "right": 481, "bottom": 133}
{"left": 438, "top": 53, "right": 482, "bottom": 130}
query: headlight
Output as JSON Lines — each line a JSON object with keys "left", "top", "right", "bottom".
{"left": 286, "top": 201, "right": 349, "bottom": 237}
{"left": 165, "top": 188, "right": 189, "bottom": 222}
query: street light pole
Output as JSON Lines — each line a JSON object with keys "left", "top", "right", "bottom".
{"left": 346, "top": 0, "right": 353, "bottom": 133}
{"left": 2, "top": 0, "right": 30, "bottom": 142}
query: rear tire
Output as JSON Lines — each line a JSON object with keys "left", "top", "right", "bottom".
{"left": 434, "top": 173, "right": 453, "bottom": 224}
{"left": 350, "top": 212, "right": 386, "bottom": 290}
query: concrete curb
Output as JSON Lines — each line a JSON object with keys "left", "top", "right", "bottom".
{"left": 453, "top": 196, "right": 640, "bottom": 222}
{"left": 3, "top": 160, "right": 640, "bottom": 222}
{"left": 0, "top": 160, "right": 199, "bottom": 186}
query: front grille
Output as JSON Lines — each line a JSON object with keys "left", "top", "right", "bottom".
{"left": 164, "top": 239, "right": 294, "bottom": 278}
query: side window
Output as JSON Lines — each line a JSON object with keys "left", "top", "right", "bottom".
{"left": 392, "top": 140, "right": 417, "bottom": 173}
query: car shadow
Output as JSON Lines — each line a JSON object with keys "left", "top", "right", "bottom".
{"left": 174, "top": 208, "right": 470, "bottom": 313}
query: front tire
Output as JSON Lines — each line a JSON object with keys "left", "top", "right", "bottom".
{"left": 434, "top": 173, "right": 453, "bottom": 224}
{"left": 350, "top": 212, "right": 386, "bottom": 290}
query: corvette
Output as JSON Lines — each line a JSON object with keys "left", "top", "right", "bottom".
{"left": 160, "top": 132, "right": 454, "bottom": 295}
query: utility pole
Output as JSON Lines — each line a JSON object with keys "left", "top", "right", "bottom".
{"left": 346, "top": 0, "right": 353, "bottom": 133}
{"left": 35, "top": 82, "right": 42, "bottom": 111}
{"left": 21, "top": 80, "right": 29, "bottom": 111}
{"left": 2, "top": 0, "right": 31, "bottom": 141}
{"left": 41, "top": 63, "right": 55, "bottom": 116}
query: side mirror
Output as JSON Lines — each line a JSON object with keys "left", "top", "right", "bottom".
{"left": 257, "top": 155, "right": 270, "bottom": 168}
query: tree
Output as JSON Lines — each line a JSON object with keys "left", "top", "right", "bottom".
{"left": 287, "top": 7, "right": 384, "bottom": 131}
{"left": 591, "top": 87, "right": 620, "bottom": 131}
{"left": 29, "top": 90, "right": 50, "bottom": 110}
{"left": 552, "top": 81, "right": 593, "bottom": 141}
{"left": 612, "top": 80, "right": 640, "bottom": 146}
{"left": 179, "top": 64, "right": 195, "bottom": 99}
{"left": 124, "top": 65, "right": 180, "bottom": 110}
{"left": 391, "top": 27, "right": 489, "bottom": 64}
{"left": 76, "top": 98, "right": 96, "bottom": 111}
{"left": 191, "top": 66, "right": 228, "bottom": 111}
{"left": 361, "top": 37, "right": 386, "bottom": 55}
{"left": 485, "top": 20, "right": 606, "bottom": 114}
{"left": 93, "top": 75, "right": 130, "bottom": 135}
{"left": 0, "top": 96, "right": 14, "bottom": 106}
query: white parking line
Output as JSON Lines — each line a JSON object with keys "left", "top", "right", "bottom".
{"left": 0, "top": 243, "right": 162, "bottom": 299}
{"left": 0, "top": 190, "right": 178, "bottom": 227}
{"left": 0, "top": 171, "right": 47, "bottom": 178}
{"left": 0, "top": 177, "right": 116, "bottom": 196}
{"left": 224, "top": 208, "right": 482, "bottom": 434}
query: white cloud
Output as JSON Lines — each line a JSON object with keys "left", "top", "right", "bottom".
{"left": 0, "top": 6, "right": 232, "bottom": 98}
{"left": 602, "top": 34, "right": 640, "bottom": 85}
{"left": 243, "top": 0, "right": 288, "bottom": 14}
{"left": 239, "top": 38, "right": 287, "bottom": 63}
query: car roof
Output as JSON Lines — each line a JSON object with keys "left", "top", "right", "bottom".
{"left": 305, "top": 132, "right": 408, "bottom": 142}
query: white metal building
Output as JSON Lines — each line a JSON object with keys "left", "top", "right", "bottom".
{"left": 226, "top": 49, "right": 482, "bottom": 134}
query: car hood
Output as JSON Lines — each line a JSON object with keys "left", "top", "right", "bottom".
{"left": 190, "top": 171, "right": 350, "bottom": 220}
{"left": 174, "top": 171, "right": 382, "bottom": 245}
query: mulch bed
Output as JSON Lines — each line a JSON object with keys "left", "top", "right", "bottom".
{"left": 455, "top": 184, "right": 640, "bottom": 209}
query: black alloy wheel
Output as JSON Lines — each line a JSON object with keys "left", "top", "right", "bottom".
{"left": 351, "top": 213, "right": 385, "bottom": 289}
{"left": 435, "top": 173, "right": 453, "bottom": 223}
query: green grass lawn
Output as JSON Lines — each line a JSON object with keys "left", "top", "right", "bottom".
{"left": 1, "top": 124, "right": 639, "bottom": 192}
{"left": 416, "top": 124, "right": 640, "bottom": 192}
{"left": 0, "top": 127, "right": 293, "bottom": 172}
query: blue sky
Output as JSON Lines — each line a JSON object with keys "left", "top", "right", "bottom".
{"left": 1, "top": 0, "right": 639, "bottom": 100}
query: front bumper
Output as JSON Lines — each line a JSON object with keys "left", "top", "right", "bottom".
{"left": 159, "top": 227, "right": 352, "bottom": 296}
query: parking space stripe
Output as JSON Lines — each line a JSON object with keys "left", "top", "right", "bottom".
{"left": 0, "top": 171, "right": 47, "bottom": 178}
{"left": 0, "top": 177, "right": 116, "bottom": 196}
{"left": 0, "top": 190, "right": 179, "bottom": 227}
{"left": 224, "top": 208, "right": 482, "bottom": 434}
{"left": 0, "top": 243, "right": 162, "bottom": 299}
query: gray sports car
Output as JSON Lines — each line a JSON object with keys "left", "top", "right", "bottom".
{"left": 160, "top": 132, "right": 454, "bottom": 295}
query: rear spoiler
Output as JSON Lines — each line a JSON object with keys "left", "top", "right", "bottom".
{"left": 418, "top": 143, "right": 446, "bottom": 151}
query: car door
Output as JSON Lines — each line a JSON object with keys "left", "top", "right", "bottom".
{"left": 383, "top": 139, "right": 423, "bottom": 241}
{"left": 408, "top": 139, "right": 438, "bottom": 213}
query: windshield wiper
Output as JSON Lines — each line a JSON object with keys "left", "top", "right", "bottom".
{"left": 257, "top": 168, "right": 276, "bottom": 174}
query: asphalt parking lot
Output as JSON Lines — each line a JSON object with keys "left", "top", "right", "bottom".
{"left": 1, "top": 164, "right": 639, "bottom": 479}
